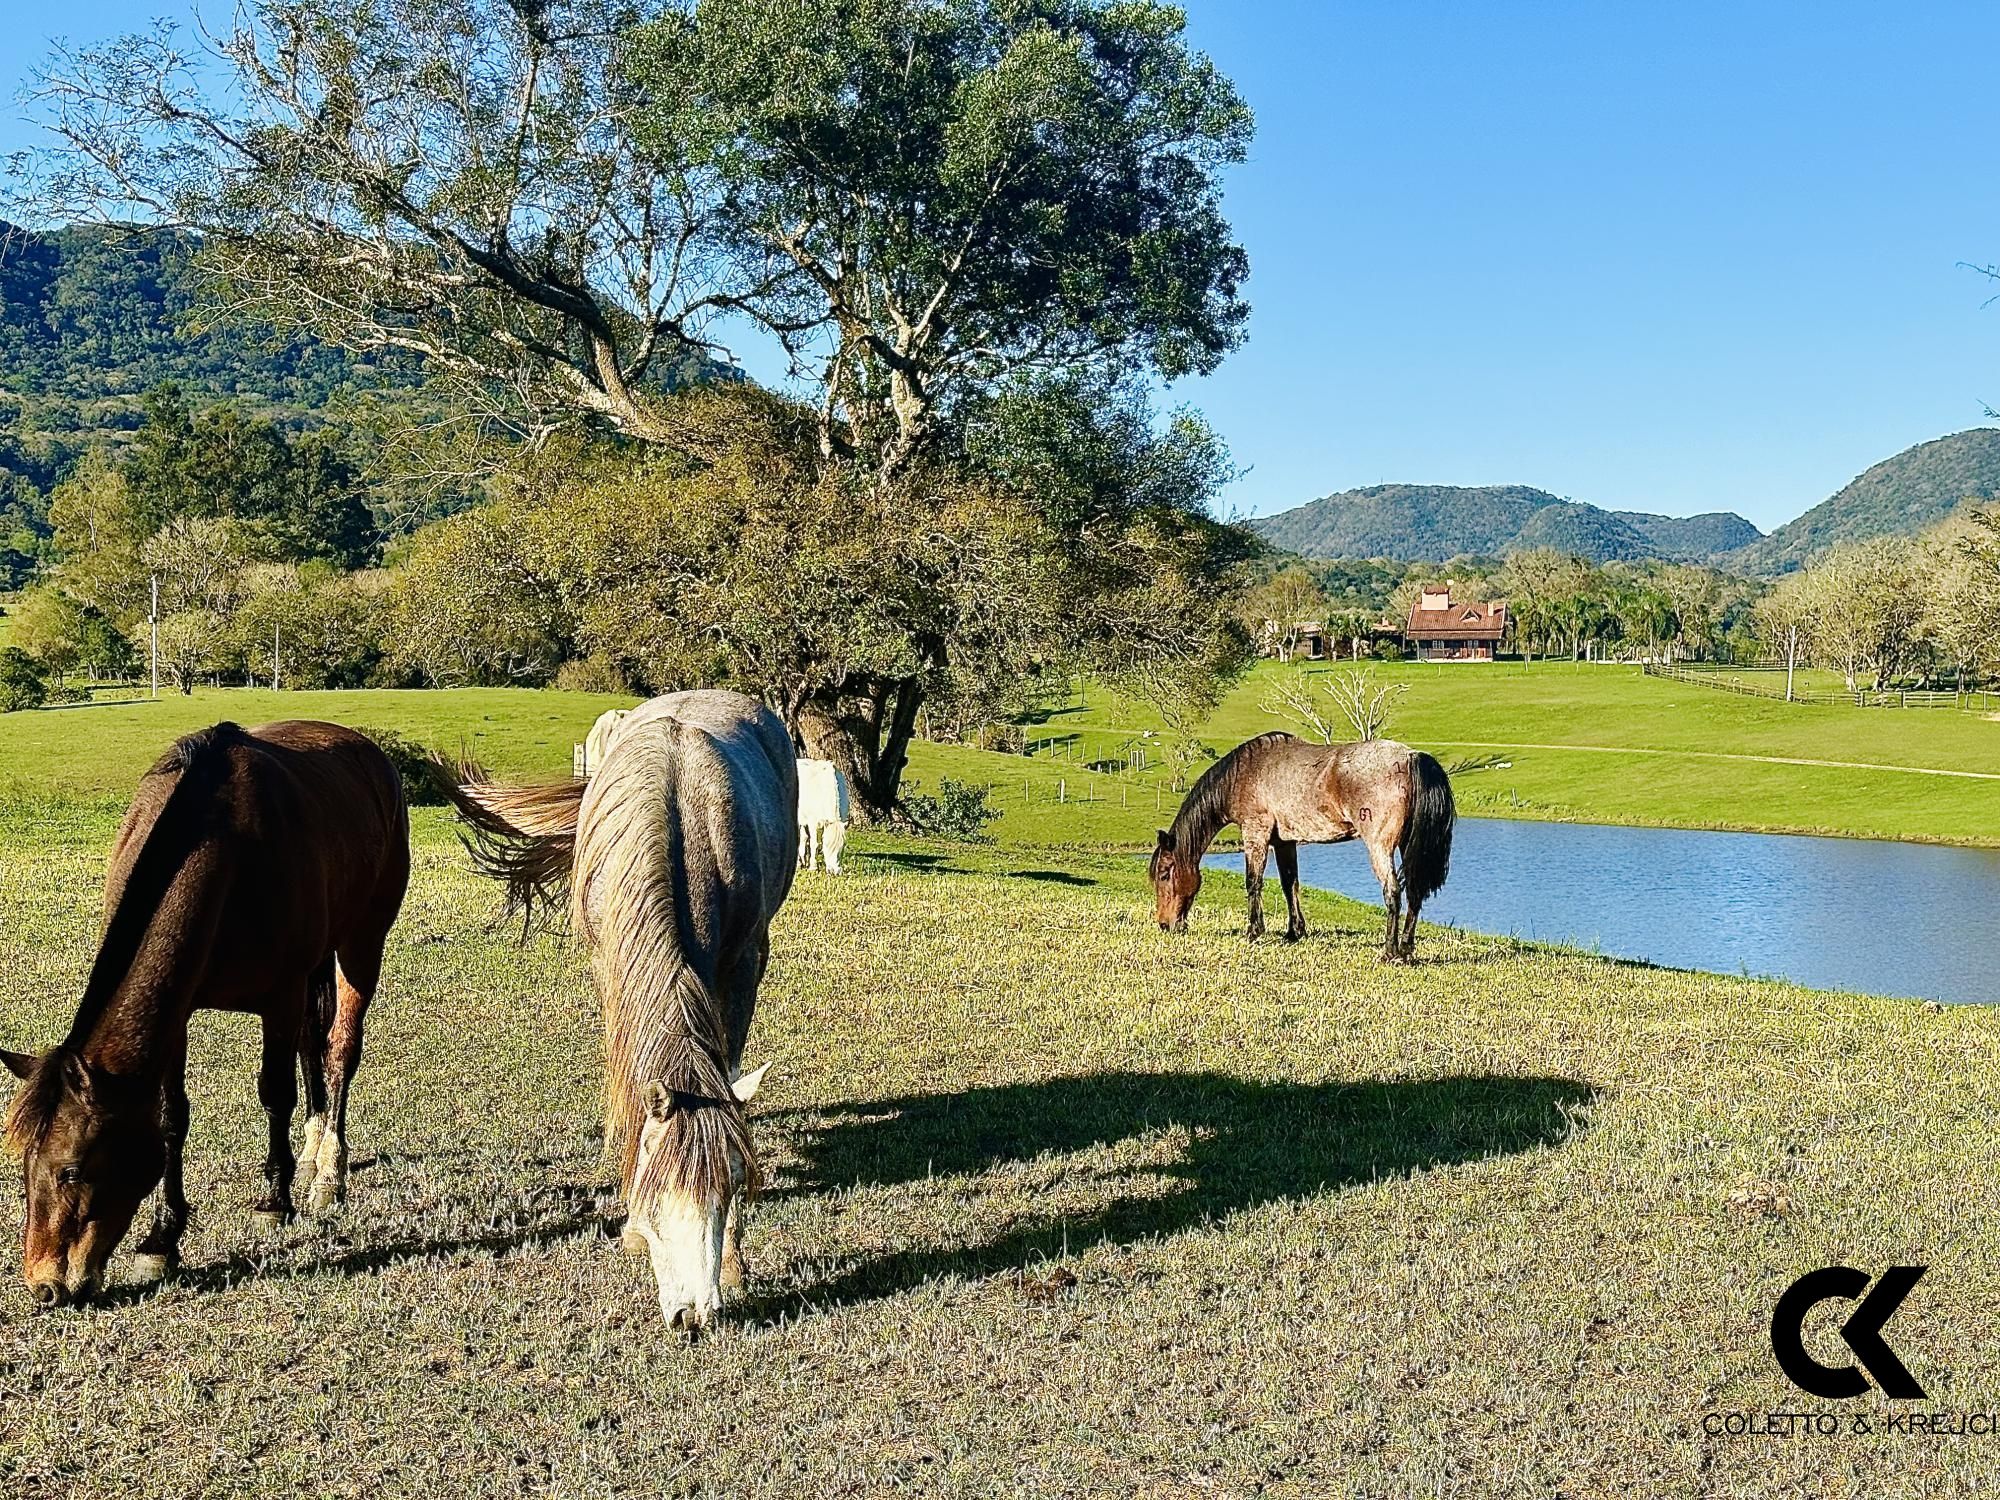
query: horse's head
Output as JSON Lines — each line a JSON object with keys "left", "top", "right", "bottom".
{"left": 1148, "top": 829, "right": 1201, "bottom": 932}
{"left": 627, "top": 1061, "right": 770, "bottom": 1331}
{"left": 2, "top": 1047, "right": 162, "bottom": 1307}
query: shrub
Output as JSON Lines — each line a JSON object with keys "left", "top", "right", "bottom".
{"left": 895, "top": 777, "right": 999, "bottom": 842}
{"left": 555, "top": 654, "right": 632, "bottom": 694}
{"left": 973, "top": 723, "right": 1025, "bottom": 754}
{"left": 355, "top": 726, "right": 448, "bottom": 806}
{"left": 0, "top": 648, "right": 49, "bottom": 712}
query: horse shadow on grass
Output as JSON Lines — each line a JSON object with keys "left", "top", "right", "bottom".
{"left": 745, "top": 1069, "right": 1595, "bottom": 1317}
{"left": 90, "top": 1178, "right": 613, "bottom": 1307}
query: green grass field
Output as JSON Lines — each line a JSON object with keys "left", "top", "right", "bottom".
{"left": 993, "top": 659, "right": 2000, "bottom": 848}
{"left": 3, "top": 662, "right": 1995, "bottom": 849}
{"left": 3, "top": 766, "right": 1998, "bottom": 1495}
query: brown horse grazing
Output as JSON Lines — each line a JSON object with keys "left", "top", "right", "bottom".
{"left": 435, "top": 689, "right": 795, "bottom": 1330}
{"left": 1148, "top": 732, "right": 1455, "bottom": 961}
{"left": 0, "top": 722, "right": 409, "bottom": 1307}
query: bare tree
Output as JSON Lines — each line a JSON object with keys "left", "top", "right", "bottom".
{"left": 1260, "top": 667, "right": 1406, "bottom": 743}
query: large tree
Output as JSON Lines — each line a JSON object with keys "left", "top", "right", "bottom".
{"left": 625, "top": 0, "right": 1250, "bottom": 477}
{"left": 380, "top": 380, "right": 1249, "bottom": 814}
{"left": 21, "top": 0, "right": 1247, "bottom": 479}
{"left": 25, "top": 0, "right": 1252, "bottom": 805}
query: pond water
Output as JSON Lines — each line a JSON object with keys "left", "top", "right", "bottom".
{"left": 1206, "top": 818, "right": 2000, "bottom": 1004}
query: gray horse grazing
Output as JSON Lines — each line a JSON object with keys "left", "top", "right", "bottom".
{"left": 437, "top": 690, "right": 797, "bottom": 1329}
{"left": 1148, "top": 732, "right": 1455, "bottom": 961}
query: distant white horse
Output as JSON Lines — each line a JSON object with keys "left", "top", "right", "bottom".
{"left": 796, "top": 758, "right": 850, "bottom": 874}
{"left": 582, "top": 708, "right": 631, "bottom": 777}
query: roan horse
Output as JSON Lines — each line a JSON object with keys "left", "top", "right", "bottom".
{"left": 1, "top": 722, "right": 409, "bottom": 1306}
{"left": 436, "top": 689, "right": 796, "bottom": 1330}
{"left": 1148, "top": 733, "right": 1455, "bottom": 961}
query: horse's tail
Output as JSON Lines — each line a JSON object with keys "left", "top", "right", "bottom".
{"left": 1400, "top": 750, "right": 1455, "bottom": 906}
{"left": 427, "top": 752, "right": 585, "bottom": 930}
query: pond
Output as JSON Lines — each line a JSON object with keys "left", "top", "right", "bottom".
{"left": 1207, "top": 818, "right": 2000, "bottom": 1004}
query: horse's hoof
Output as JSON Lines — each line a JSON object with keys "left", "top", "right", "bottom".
{"left": 249, "top": 1207, "right": 290, "bottom": 1233}
{"left": 1283, "top": 929, "right": 1306, "bottom": 944}
{"left": 129, "top": 1252, "right": 176, "bottom": 1284}
{"left": 306, "top": 1182, "right": 343, "bottom": 1216}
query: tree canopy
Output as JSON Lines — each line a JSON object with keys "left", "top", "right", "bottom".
{"left": 20, "top": 0, "right": 1247, "bottom": 480}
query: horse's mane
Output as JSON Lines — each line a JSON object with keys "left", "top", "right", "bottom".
{"left": 1170, "top": 731, "right": 1297, "bottom": 860}
{"left": 6, "top": 723, "right": 248, "bottom": 1152}
{"left": 581, "top": 720, "right": 762, "bottom": 1208}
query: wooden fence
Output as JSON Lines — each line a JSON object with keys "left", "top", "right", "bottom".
{"left": 1644, "top": 661, "right": 1997, "bottom": 712}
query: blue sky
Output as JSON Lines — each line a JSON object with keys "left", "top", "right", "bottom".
{"left": 4, "top": 2, "right": 1997, "bottom": 531}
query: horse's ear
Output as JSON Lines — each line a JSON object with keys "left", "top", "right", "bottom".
{"left": 1155, "top": 829, "right": 1173, "bottom": 850}
{"left": 63, "top": 1054, "right": 145, "bottom": 1115}
{"left": 731, "top": 1061, "right": 772, "bottom": 1103}
{"left": 642, "top": 1081, "right": 675, "bottom": 1121}
{"left": 0, "top": 1048, "right": 35, "bottom": 1082}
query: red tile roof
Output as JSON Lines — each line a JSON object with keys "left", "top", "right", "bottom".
{"left": 1405, "top": 588, "right": 1508, "bottom": 642}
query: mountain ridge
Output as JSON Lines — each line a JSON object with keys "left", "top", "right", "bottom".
{"left": 1254, "top": 427, "right": 2000, "bottom": 573}
{"left": 1250, "top": 483, "right": 1761, "bottom": 566}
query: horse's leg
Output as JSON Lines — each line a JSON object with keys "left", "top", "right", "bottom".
{"left": 721, "top": 1194, "right": 746, "bottom": 1294}
{"left": 1400, "top": 888, "right": 1423, "bottom": 960}
{"left": 1274, "top": 838, "right": 1307, "bottom": 942}
{"left": 823, "top": 819, "right": 846, "bottom": 875}
{"left": 798, "top": 823, "right": 812, "bottom": 871}
{"left": 1365, "top": 835, "right": 1404, "bottom": 964}
{"left": 719, "top": 941, "right": 770, "bottom": 1297}
{"left": 309, "top": 943, "right": 382, "bottom": 1213}
{"left": 295, "top": 958, "right": 334, "bottom": 1204}
{"left": 251, "top": 1005, "right": 300, "bottom": 1228}
{"left": 1241, "top": 822, "right": 1271, "bottom": 941}
{"left": 131, "top": 1044, "right": 191, "bottom": 1279}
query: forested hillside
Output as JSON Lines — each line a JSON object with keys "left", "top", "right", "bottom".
{"left": 0, "top": 222, "right": 734, "bottom": 588}
{"left": 1251, "top": 482, "right": 1762, "bottom": 565}
{"left": 1726, "top": 427, "right": 2000, "bottom": 573}
{"left": 0, "top": 222, "right": 424, "bottom": 586}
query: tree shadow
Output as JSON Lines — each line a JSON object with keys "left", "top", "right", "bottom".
{"left": 858, "top": 852, "right": 948, "bottom": 870}
{"left": 1004, "top": 869, "right": 1096, "bottom": 886}
{"left": 745, "top": 1070, "right": 1594, "bottom": 1316}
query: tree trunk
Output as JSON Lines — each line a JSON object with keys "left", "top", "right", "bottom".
{"left": 797, "top": 675, "right": 927, "bottom": 823}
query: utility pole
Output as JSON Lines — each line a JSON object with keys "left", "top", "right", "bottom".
{"left": 1784, "top": 623, "right": 1798, "bottom": 703}
{"left": 272, "top": 622, "right": 281, "bottom": 691}
{"left": 149, "top": 573, "right": 159, "bottom": 700}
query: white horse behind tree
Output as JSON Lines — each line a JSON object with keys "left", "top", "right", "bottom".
{"left": 796, "top": 758, "right": 851, "bottom": 874}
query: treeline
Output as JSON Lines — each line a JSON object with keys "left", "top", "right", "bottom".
{"left": 3, "top": 380, "right": 1252, "bottom": 765}
{"left": 1757, "top": 514, "right": 2000, "bottom": 689}
{"left": 1243, "top": 551, "right": 1763, "bottom": 662}
{"left": 5, "top": 384, "right": 385, "bottom": 691}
